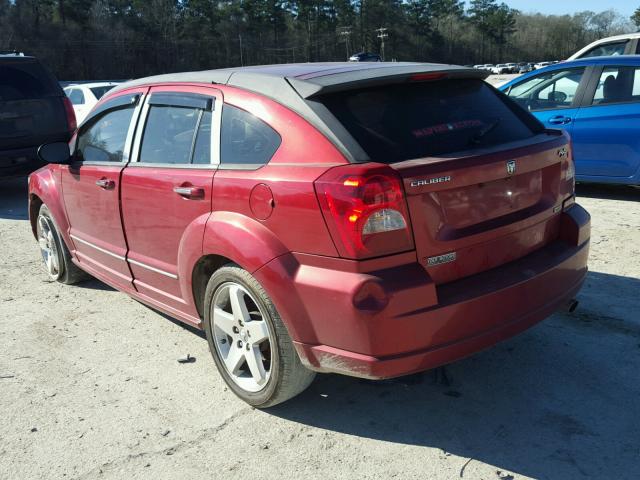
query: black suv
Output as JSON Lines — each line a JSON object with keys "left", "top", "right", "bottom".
{"left": 0, "top": 54, "right": 76, "bottom": 178}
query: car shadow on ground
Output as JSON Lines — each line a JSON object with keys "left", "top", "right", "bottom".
{"left": 0, "top": 177, "right": 29, "bottom": 220}
{"left": 576, "top": 183, "right": 639, "bottom": 201}
{"left": 267, "top": 269, "right": 640, "bottom": 479}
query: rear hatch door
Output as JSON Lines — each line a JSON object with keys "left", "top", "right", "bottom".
{"left": 314, "top": 76, "right": 573, "bottom": 284}
{"left": 0, "top": 58, "right": 68, "bottom": 150}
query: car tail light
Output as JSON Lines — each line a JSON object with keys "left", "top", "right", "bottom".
{"left": 62, "top": 96, "right": 77, "bottom": 132}
{"left": 314, "top": 164, "right": 414, "bottom": 259}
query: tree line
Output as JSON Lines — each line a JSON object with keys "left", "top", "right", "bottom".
{"left": 0, "top": 0, "right": 636, "bottom": 81}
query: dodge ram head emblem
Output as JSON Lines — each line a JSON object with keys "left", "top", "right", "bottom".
{"left": 506, "top": 160, "right": 516, "bottom": 175}
{"left": 557, "top": 147, "right": 568, "bottom": 158}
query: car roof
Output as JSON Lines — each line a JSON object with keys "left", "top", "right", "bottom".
{"left": 546, "top": 55, "right": 640, "bottom": 68}
{"left": 109, "top": 62, "right": 486, "bottom": 163}
{"left": 110, "top": 62, "right": 485, "bottom": 97}
{"left": 498, "top": 55, "right": 640, "bottom": 91}
{"left": 569, "top": 33, "right": 640, "bottom": 60}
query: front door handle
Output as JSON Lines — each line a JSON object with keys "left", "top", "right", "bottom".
{"left": 95, "top": 178, "right": 116, "bottom": 190}
{"left": 173, "top": 186, "right": 205, "bottom": 199}
{"left": 548, "top": 115, "right": 572, "bottom": 125}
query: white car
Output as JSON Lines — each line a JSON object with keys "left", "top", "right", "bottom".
{"left": 568, "top": 33, "right": 640, "bottom": 60}
{"left": 63, "top": 82, "right": 120, "bottom": 124}
{"left": 534, "top": 61, "right": 553, "bottom": 70}
{"left": 492, "top": 64, "right": 510, "bottom": 74}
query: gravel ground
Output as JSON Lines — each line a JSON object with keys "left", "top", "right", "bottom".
{"left": 1, "top": 177, "right": 638, "bottom": 480}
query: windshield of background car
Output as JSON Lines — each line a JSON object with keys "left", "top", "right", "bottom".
{"left": 90, "top": 86, "right": 115, "bottom": 100}
{"left": 318, "top": 79, "right": 541, "bottom": 163}
{"left": 0, "top": 60, "right": 60, "bottom": 100}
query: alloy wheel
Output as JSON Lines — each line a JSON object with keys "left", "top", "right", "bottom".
{"left": 37, "top": 214, "right": 60, "bottom": 279}
{"left": 211, "top": 282, "right": 273, "bottom": 392}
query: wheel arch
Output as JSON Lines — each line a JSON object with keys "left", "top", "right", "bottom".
{"left": 187, "top": 211, "right": 290, "bottom": 320}
{"left": 28, "top": 169, "right": 72, "bottom": 249}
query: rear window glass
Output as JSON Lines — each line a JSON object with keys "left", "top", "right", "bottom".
{"left": 90, "top": 86, "right": 114, "bottom": 100}
{"left": 318, "top": 79, "right": 540, "bottom": 163}
{"left": 0, "top": 62, "right": 58, "bottom": 100}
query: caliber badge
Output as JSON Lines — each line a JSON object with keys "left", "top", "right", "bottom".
{"left": 426, "top": 252, "right": 457, "bottom": 267}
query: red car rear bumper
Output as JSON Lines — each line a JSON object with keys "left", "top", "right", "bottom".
{"left": 256, "top": 204, "right": 590, "bottom": 379}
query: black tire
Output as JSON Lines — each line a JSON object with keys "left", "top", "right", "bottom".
{"left": 203, "top": 264, "right": 315, "bottom": 407}
{"left": 37, "top": 204, "right": 90, "bottom": 285}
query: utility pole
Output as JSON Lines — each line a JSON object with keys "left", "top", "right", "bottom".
{"left": 338, "top": 26, "right": 352, "bottom": 60}
{"left": 239, "top": 33, "right": 243, "bottom": 66}
{"left": 376, "top": 27, "right": 388, "bottom": 61}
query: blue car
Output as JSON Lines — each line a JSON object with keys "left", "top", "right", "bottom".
{"left": 499, "top": 56, "right": 640, "bottom": 186}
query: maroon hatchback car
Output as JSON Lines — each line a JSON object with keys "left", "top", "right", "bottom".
{"left": 29, "top": 63, "right": 590, "bottom": 407}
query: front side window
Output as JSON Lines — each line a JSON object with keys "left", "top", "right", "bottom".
{"left": 76, "top": 106, "right": 134, "bottom": 163}
{"left": 580, "top": 41, "right": 628, "bottom": 59}
{"left": 319, "top": 79, "right": 540, "bottom": 163}
{"left": 591, "top": 66, "right": 639, "bottom": 105}
{"left": 220, "top": 105, "right": 281, "bottom": 166}
{"left": 139, "top": 105, "right": 211, "bottom": 165}
{"left": 507, "top": 68, "right": 585, "bottom": 111}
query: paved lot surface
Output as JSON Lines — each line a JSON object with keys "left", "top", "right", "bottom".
{"left": 1, "top": 177, "right": 639, "bottom": 480}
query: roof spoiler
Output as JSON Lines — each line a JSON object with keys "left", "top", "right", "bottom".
{"left": 286, "top": 65, "right": 489, "bottom": 99}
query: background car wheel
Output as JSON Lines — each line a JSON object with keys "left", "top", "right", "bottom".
{"left": 37, "top": 204, "right": 90, "bottom": 285}
{"left": 203, "top": 265, "right": 315, "bottom": 407}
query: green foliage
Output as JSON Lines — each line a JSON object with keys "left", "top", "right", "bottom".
{"left": 0, "top": 1, "right": 634, "bottom": 79}
{"left": 631, "top": 7, "right": 640, "bottom": 28}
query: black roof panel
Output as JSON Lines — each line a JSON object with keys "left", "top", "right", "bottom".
{"left": 110, "top": 62, "right": 488, "bottom": 162}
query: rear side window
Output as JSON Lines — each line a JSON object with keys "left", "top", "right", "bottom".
{"left": 319, "top": 79, "right": 540, "bottom": 163}
{"left": 220, "top": 105, "right": 281, "bottom": 166}
{"left": 580, "top": 41, "right": 628, "bottom": 59}
{"left": 591, "top": 66, "right": 640, "bottom": 105}
{"left": 76, "top": 106, "right": 135, "bottom": 163}
{"left": 0, "top": 61, "right": 59, "bottom": 100}
{"left": 90, "top": 86, "right": 114, "bottom": 100}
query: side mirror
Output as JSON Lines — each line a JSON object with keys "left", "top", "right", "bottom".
{"left": 37, "top": 142, "right": 71, "bottom": 164}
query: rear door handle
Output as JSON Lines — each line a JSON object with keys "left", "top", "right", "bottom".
{"left": 95, "top": 178, "right": 115, "bottom": 190}
{"left": 548, "top": 115, "right": 572, "bottom": 125}
{"left": 173, "top": 186, "right": 205, "bottom": 199}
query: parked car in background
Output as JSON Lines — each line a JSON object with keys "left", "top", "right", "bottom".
{"left": 29, "top": 62, "right": 589, "bottom": 407}
{"left": 481, "top": 64, "right": 494, "bottom": 71}
{"left": 568, "top": 33, "right": 640, "bottom": 60}
{"left": 500, "top": 55, "right": 640, "bottom": 185}
{"left": 534, "top": 61, "right": 553, "bottom": 70}
{"left": 348, "top": 52, "right": 382, "bottom": 62}
{"left": 64, "top": 82, "right": 119, "bottom": 124}
{"left": 505, "top": 62, "right": 518, "bottom": 73}
{"left": 0, "top": 54, "right": 75, "bottom": 178}
{"left": 517, "top": 62, "right": 533, "bottom": 73}
{"left": 492, "top": 64, "right": 511, "bottom": 74}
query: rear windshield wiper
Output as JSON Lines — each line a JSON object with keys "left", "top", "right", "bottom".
{"left": 469, "top": 118, "right": 501, "bottom": 145}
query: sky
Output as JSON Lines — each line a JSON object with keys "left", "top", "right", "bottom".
{"left": 489, "top": 0, "right": 636, "bottom": 17}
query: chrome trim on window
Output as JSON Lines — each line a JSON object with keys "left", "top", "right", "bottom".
{"left": 130, "top": 87, "right": 221, "bottom": 166}
{"left": 70, "top": 234, "right": 126, "bottom": 261}
{"left": 127, "top": 258, "right": 178, "bottom": 279}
